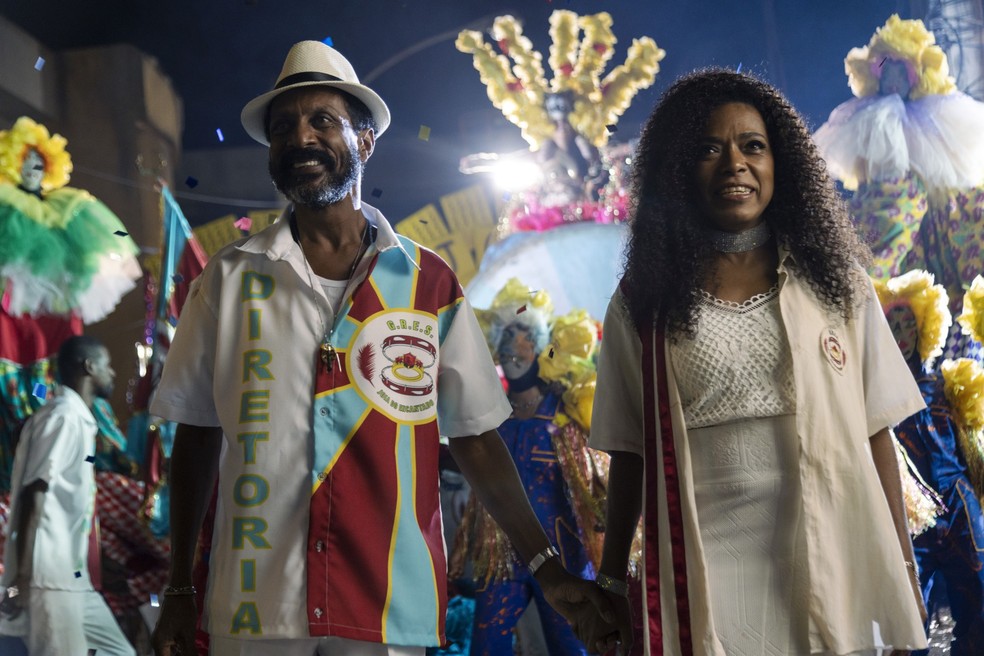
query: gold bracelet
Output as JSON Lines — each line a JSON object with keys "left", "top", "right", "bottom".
{"left": 596, "top": 573, "right": 629, "bottom": 597}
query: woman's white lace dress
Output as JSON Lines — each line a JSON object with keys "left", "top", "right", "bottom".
{"left": 670, "top": 287, "right": 881, "bottom": 655}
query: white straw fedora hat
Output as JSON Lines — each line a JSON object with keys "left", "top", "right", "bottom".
{"left": 241, "top": 40, "right": 391, "bottom": 145}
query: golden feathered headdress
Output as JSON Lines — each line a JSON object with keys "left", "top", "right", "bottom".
{"left": 456, "top": 11, "right": 665, "bottom": 149}
{"left": 956, "top": 275, "right": 984, "bottom": 346}
{"left": 845, "top": 14, "right": 956, "bottom": 100}
{"left": 941, "top": 357, "right": 984, "bottom": 500}
{"left": 873, "top": 270, "right": 951, "bottom": 366}
{"left": 0, "top": 116, "right": 73, "bottom": 192}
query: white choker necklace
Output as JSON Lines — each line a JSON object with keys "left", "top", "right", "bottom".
{"left": 707, "top": 221, "right": 772, "bottom": 253}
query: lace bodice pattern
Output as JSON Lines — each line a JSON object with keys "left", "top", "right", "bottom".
{"left": 669, "top": 286, "right": 796, "bottom": 429}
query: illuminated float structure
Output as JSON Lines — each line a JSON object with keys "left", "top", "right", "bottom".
{"left": 455, "top": 10, "right": 665, "bottom": 319}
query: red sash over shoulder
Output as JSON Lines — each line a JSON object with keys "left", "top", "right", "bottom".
{"left": 619, "top": 280, "right": 693, "bottom": 656}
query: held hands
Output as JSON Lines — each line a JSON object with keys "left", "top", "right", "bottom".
{"left": 151, "top": 594, "right": 198, "bottom": 656}
{"left": 582, "top": 589, "right": 633, "bottom": 656}
{"left": 0, "top": 577, "right": 30, "bottom": 620}
{"left": 534, "top": 559, "right": 632, "bottom": 655}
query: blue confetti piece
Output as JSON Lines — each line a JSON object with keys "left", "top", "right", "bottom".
{"left": 502, "top": 192, "right": 512, "bottom": 201}
{"left": 185, "top": 176, "right": 199, "bottom": 188}
{"left": 172, "top": 273, "right": 185, "bottom": 284}
{"left": 371, "top": 188, "right": 383, "bottom": 198}
{"left": 34, "top": 57, "right": 45, "bottom": 71}
{"left": 736, "top": 62, "right": 742, "bottom": 73}
{"left": 74, "top": 571, "right": 82, "bottom": 578}
{"left": 606, "top": 124, "right": 617, "bottom": 134}
{"left": 150, "top": 593, "right": 160, "bottom": 608}
{"left": 84, "top": 455, "right": 95, "bottom": 463}
{"left": 113, "top": 230, "right": 128, "bottom": 237}
{"left": 216, "top": 128, "right": 224, "bottom": 142}
{"left": 322, "top": 36, "right": 334, "bottom": 47}
{"left": 32, "top": 383, "right": 47, "bottom": 400}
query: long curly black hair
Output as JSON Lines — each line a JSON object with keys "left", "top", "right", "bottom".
{"left": 622, "top": 68, "right": 870, "bottom": 336}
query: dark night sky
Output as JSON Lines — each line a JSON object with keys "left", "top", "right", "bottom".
{"left": 0, "top": 0, "right": 913, "bottom": 222}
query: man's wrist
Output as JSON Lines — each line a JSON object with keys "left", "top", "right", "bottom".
{"left": 527, "top": 545, "right": 560, "bottom": 577}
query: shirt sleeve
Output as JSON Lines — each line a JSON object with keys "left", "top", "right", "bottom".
{"left": 20, "top": 412, "right": 81, "bottom": 486}
{"left": 859, "top": 276, "right": 926, "bottom": 436}
{"left": 150, "top": 273, "right": 222, "bottom": 427}
{"left": 436, "top": 296, "right": 512, "bottom": 438}
{"left": 589, "top": 290, "right": 645, "bottom": 455}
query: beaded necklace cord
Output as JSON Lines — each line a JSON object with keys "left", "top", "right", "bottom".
{"left": 291, "top": 213, "right": 369, "bottom": 373}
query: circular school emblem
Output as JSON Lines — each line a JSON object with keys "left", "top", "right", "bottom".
{"left": 820, "top": 327, "right": 847, "bottom": 374}
{"left": 350, "top": 311, "right": 439, "bottom": 422}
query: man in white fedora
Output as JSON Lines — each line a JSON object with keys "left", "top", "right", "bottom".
{"left": 150, "top": 41, "right": 611, "bottom": 656}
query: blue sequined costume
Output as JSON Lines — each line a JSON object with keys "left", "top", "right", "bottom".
{"left": 895, "top": 372, "right": 984, "bottom": 656}
{"left": 466, "top": 390, "right": 594, "bottom": 656}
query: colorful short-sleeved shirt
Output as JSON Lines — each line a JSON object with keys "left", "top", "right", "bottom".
{"left": 151, "top": 204, "right": 510, "bottom": 645}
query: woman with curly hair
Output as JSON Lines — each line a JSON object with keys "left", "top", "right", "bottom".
{"left": 583, "top": 69, "right": 929, "bottom": 655}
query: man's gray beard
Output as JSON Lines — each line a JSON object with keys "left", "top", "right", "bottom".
{"left": 273, "top": 154, "right": 362, "bottom": 209}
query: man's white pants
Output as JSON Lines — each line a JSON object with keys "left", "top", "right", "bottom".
{"left": 27, "top": 588, "right": 134, "bottom": 656}
{"left": 210, "top": 636, "right": 425, "bottom": 656}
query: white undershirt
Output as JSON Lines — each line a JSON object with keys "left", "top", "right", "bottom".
{"left": 314, "top": 274, "right": 349, "bottom": 325}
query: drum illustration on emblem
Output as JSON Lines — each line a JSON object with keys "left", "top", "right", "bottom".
{"left": 379, "top": 335, "right": 436, "bottom": 396}
{"left": 351, "top": 312, "right": 440, "bottom": 422}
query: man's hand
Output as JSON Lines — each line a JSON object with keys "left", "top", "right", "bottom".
{"left": 534, "top": 560, "right": 621, "bottom": 652}
{"left": 151, "top": 595, "right": 198, "bottom": 656}
{"left": 582, "top": 589, "right": 633, "bottom": 655}
{"left": 0, "top": 579, "right": 29, "bottom": 620}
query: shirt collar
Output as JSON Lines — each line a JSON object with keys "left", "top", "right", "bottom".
{"left": 236, "top": 202, "right": 417, "bottom": 269}
{"left": 776, "top": 241, "right": 796, "bottom": 272}
{"left": 58, "top": 386, "right": 97, "bottom": 428}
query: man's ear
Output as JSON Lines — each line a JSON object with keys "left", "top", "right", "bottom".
{"left": 358, "top": 128, "right": 376, "bottom": 162}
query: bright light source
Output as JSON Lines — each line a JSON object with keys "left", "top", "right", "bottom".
{"left": 491, "top": 159, "right": 543, "bottom": 191}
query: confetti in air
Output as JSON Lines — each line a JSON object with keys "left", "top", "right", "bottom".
{"left": 32, "top": 383, "right": 47, "bottom": 400}
{"left": 234, "top": 216, "right": 253, "bottom": 231}
{"left": 418, "top": 125, "right": 431, "bottom": 141}
{"left": 516, "top": 305, "right": 527, "bottom": 314}
{"left": 371, "top": 188, "right": 383, "bottom": 198}
{"left": 34, "top": 57, "right": 45, "bottom": 71}
{"left": 323, "top": 36, "right": 334, "bottom": 47}
{"left": 172, "top": 274, "right": 185, "bottom": 284}
{"left": 113, "top": 230, "right": 128, "bottom": 237}
{"left": 185, "top": 176, "right": 199, "bottom": 188}
{"left": 216, "top": 128, "right": 225, "bottom": 142}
